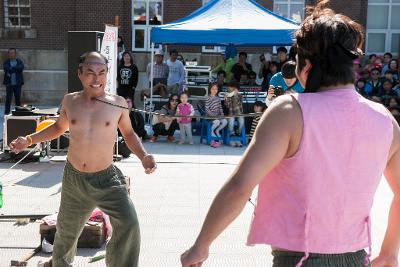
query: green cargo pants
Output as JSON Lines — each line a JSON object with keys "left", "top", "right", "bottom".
{"left": 272, "top": 250, "right": 371, "bottom": 267}
{"left": 52, "top": 161, "right": 140, "bottom": 267}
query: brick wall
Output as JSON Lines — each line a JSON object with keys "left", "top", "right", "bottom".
{"left": 0, "top": 0, "right": 132, "bottom": 50}
{"left": 0, "top": 0, "right": 369, "bottom": 52}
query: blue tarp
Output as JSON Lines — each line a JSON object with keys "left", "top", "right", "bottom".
{"left": 150, "top": 0, "right": 300, "bottom": 47}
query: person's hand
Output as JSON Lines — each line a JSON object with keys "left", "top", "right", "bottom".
{"left": 141, "top": 154, "right": 156, "bottom": 174}
{"left": 9, "top": 136, "right": 30, "bottom": 154}
{"left": 267, "top": 87, "right": 275, "bottom": 101}
{"left": 371, "top": 255, "right": 398, "bottom": 267}
{"left": 181, "top": 245, "right": 209, "bottom": 267}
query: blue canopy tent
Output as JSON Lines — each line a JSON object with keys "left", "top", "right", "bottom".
{"left": 147, "top": 0, "right": 299, "bottom": 107}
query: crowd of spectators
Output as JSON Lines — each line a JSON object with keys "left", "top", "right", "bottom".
{"left": 353, "top": 52, "right": 400, "bottom": 120}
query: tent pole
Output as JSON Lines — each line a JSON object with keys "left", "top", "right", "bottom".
{"left": 149, "top": 42, "right": 155, "bottom": 124}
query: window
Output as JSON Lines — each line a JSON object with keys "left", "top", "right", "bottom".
{"left": 273, "top": 0, "right": 304, "bottom": 23}
{"left": 132, "top": 0, "right": 163, "bottom": 51}
{"left": 366, "top": 0, "right": 400, "bottom": 54}
{"left": 4, "top": 0, "right": 31, "bottom": 28}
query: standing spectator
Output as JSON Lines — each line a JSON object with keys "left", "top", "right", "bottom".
{"left": 212, "top": 52, "right": 234, "bottom": 82}
{"left": 205, "top": 83, "right": 227, "bottom": 148}
{"left": 276, "top": 46, "right": 288, "bottom": 71}
{"left": 269, "top": 61, "right": 304, "bottom": 93}
{"left": 258, "top": 54, "right": 271, "bottom": 91}
{"left": 224, "top": 81, "right": 244, "bottom": 147}
{"left": 117, "top": 52, "right": 138, "bottom": 101}
{"left": 117, "top": 97, "right": 146, "bottom": 140}
{"left": 176, "top": 92, "right": 194, "bottom": 145}
{"left": 150, "top": 94, "right": 179, "bottom": 143}
{"left": 3, "top": 48, "right": 24, "bottom": 115}
{"left": 146, "top": 49, "right": 169, "bottom": 97}
{"left": 384, "top": 70, "right": 397, "bottom": 87}
{"left": 167, "top": 49, "right": 185, "bottom": 95}
{"left": 216, "top": 70, "right": 226, "bottom": 93}
{"left": 117, "top": 36, "right": 125, "bottom": 60}
{"left": 249, "top": 101, "right": 266, "bottom": 142}
{"left": 247, "top": 71, "right": 257, "bottom": 86}
{"left": 381, "top": 52, "right": 393, "bottom": 76}
{"left": 231, "top": 52, "right": 253, "bottom": 82}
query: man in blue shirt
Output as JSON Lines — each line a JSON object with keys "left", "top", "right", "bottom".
{"left": 3, "top": 48, "right": 24, "bottom": 115}
{"left": 269, "top": 60, "right": 304, "bottom": 94}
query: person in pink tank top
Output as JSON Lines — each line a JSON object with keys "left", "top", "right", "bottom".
{"left": 181, "top": 1, "right": 400, "bottom": 267}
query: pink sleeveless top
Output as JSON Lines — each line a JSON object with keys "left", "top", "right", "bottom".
{"left": 247, "top": 89, "right": 393, "bottom": 266}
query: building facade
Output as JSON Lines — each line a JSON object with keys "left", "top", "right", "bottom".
{"left": 0, "top": 0, "right": 393, "bottom": 104}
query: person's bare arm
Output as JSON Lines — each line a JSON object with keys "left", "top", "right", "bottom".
{"left": 118, "top": 99, "right": 156, "bottom": 174}
{"left": 372, "top": 117, "right": 400, "bottom": 267}
{"left": 9, "top": 96, "right": 70, "bottom": 153}
{"left": 181, "top": 95, "right": 302, "bottom": 267}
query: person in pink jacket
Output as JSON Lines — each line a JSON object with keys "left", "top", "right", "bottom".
{"left": 180, "top": 1, "right": 400, "bottom": 267}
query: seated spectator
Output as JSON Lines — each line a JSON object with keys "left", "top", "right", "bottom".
{"left": 247, "top": 71, "right": 258, "bottom": 86}
{"left": 381, "top": 52, "right": 393, "bottom": 76}
{"left": 365, "top": 67, "right": 383, "bottom": 96}
{"left": 205, "top": 83, "right": 227, "bottom": 148}
{"left": 269, "top": 60, "right": 304, "bottom": 93}
{"left": 239, "top": 73, "right": 249, "bottom": 85}
{"left": 125, "top": 97, "right": 146, "bottom": 140}
{"left": 364, "top": 54, "right": 377, "bottom": 72}
{"left": 249, "top": 101, "right": 266, "bottom": 142}
{"left": 389, "top": 106, "right": 400, "bottom": 124}
{"left": 276, "top": 46, "right": 288, "bottom": 71}
{"left": 384, "top": 70, "right": 398, "bottom": 87}
{"left": 387, "top": 59, "right": 400, "bottom": 81}
{"left": 380, "top": 79, "right": 397, "bottom": 100}
{"left": 231, "top": 51, "right": 253, "bottom": 82}
{"left": 264, "top": 61, "right": 279, "bottom": 91}
{"left": 149, "top": 94, "right": 180, "bottom": 143}
{"left": 360, "top": 69, "right": 370, "bottom": 81}
{"left": 167, "top": 49, "right": 185, "bottom": 94}
{"left": 353, "top": 58, "right": 362, "bottom": 81}
{"left": 355, "top": 78, "right": 368, "bottom": 96}
{"left": 224, "top": 81, "right": 244, "bottom": 147}
{"left": 387, "top": 96, "right": 400, "bottom": 109}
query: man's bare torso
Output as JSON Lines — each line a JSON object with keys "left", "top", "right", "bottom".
{"left": 62, "top": 92, "right": 124, "bottom": 172}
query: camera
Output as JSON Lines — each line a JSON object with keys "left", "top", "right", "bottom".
{"left": 272, "top": 86, "right": 284, "bottom": 96}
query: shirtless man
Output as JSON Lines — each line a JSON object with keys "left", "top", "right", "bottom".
{"left": 9, "top": 51, "right": 156, "bottom": 267}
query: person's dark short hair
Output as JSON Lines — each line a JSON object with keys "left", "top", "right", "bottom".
{"left": 384, "top": 52, "right": 393, "bottom": 59}
{"left": 383, "top": 79, "right": 393, "bottom": 86}
{"left": 385, "top": 70, "right": 395, "bottom": 75}
{"left": 239, "top": 51, "right": 247, "bottom": 58}
{"left": 8, "top": 48, "right": 16, "bottom": 53}
{"left": 368, "top": 54, "right": 377, "bottom": 59}
{"left": 370, "top": 68, "right": 381, "bottom": 75}
{"left": 270, "top": 61, "right": 279, "bottom": 68}
{"left": 356, "top": 78, "right": 367, "bottom": 85}
{"left": 248, "top": 71, "right": 257, "bottom": 79}
{"left": 277, "top": 47, "right": 288, "bottom": 54}
{"left": 254, "top": 101, "right": 267, "bottom": 112}
{"left": 217, "top": 70, "right": 226, "bottom": 77}
{"left": 226, "top": 80, "right": 240, "bottom": 90}
{"left": 170, "top": 49, "right": 178, "bottom": 56}
{"left": 281, "top": 61, "right": 297, "bottom": 79}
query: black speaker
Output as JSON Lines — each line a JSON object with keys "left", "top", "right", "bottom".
{"left": 4, "top": 116, "right": 41, "bottom": 150}
{"left": 68, "top": 31, "right": 104, "bottom": 93}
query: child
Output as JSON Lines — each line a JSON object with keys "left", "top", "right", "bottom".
{"left": 176, "top": 92, "right": 194, "bottom": 144}
{"left": 249, "top": 101, "right": 267, "bottom": 142}
{"left": 205, "top": 83, "right": 227, "bottom": 148}
{"left": 224, "top": 81, "right": 244, "bottom": 147}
